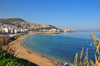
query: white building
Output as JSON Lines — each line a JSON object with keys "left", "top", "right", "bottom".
{"left": 4, "top": 28, "right": 9, "bottom": 33}
{"left": 51, "top": 29, "right": 57, "bottom": 32}
{"left": 13, "top": 29, "right": 17, "bottom": 34}
{"left": 40, "top": 29, "right": 58, "bottom": 32}
{"left": 0, "top": 25, "right": 28, "bottom": 34}
{"left": 57, "top": 29, "right": 62, "bottom": 32}
{"left": 42, "top": 29, "right": 48, "bottom": 32}
{"left": 11, "top": 28, "right": 14, "bottom": 34}
{"left": 1, "top": 28, "right": 4, "bottom": 33}
{"left": 24, "top": 29, "right": 28, "bottom": 33}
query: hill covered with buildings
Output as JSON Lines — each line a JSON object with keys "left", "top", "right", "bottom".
{"left": 0, "top": 18, "right": 61, "bottom": 34}
{"left": 0, "top": 18, "right": 58, "bottom": 29}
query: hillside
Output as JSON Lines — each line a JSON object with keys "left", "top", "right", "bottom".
{"left": 0, "top": 18, "right": 25, "bottom": 24}
{"left": 0, "top": 18, "right": 59, "bottom": 29}
{"left": 39, "top": 24, "right": 58, "bottom": 29}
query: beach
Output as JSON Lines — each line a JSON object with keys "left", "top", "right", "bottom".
{"left": 6, "top": 32, "right": 74, "bottom": 66}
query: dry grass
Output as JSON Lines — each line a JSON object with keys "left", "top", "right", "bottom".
{"left": 0, "top": 35, "right": 16, "bottom": 55}
{"left": 74, "top": 32, "right": 100, "bottom": 66}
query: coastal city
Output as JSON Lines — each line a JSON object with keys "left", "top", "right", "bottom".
{"left": 0, "top": 0, "right": 99, "bottom": 66}
{"left": 0, "top": 18, "right": 76, "bottom": 35}
{"left": 0, "top": 18, "right": 76, "bottom": 66}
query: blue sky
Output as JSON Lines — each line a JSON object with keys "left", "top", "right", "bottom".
{"left": 0, "top": 0, "right": 100, "bottom": 30}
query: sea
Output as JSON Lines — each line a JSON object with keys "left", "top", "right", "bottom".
{"left": 22, "top": 31, "right": 100, "bottom": 64}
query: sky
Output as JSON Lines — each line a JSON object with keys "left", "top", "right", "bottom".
{"left": 0, "top": 0, "right": 100, "bottom": 30}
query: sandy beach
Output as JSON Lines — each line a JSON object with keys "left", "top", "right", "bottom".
{"left": 5, "top": 33, "right": 74, "bottom": 66}
{"left": 6, "top": 33, "right": 56, "bottom": 66}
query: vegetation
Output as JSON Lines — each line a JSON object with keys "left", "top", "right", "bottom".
{"left": 0, "top": 50, "right": 32, "bottom": 66}
{"left": 0, "top": 35, "right": 9, "bottom": 50}
{"left": 0, "top": 18, "right": 25, "bottom": 24}
{"left": 0, "top": 35, "right": 36, "bottom": 66}
{"left": 74, "top": 32, "right": 100, "bottom": 66}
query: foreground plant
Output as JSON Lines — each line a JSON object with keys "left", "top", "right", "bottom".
{"left": 74, "top": 32, "right": 100, "bottom": 66}
{"left": 0, "top": 50, "right": 34, "bottom": 66}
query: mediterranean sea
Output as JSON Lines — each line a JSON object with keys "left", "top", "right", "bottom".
{"left": 23, "top": 31, "right": 100, "bottom": 64}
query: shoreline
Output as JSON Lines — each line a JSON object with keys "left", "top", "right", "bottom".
{"left": 7, "top": 32, "right": 74, "bottom": 66}
{"left": 22, "top": 37, "right": 65, "bottom": 62}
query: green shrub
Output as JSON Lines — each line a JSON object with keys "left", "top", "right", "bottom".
{"left": 0, "top": 50, "right": 34, "bottom": 66}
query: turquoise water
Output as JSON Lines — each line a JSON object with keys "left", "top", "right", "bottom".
{"left": 23, "top": 31, "right": 100, "bottom": 64}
